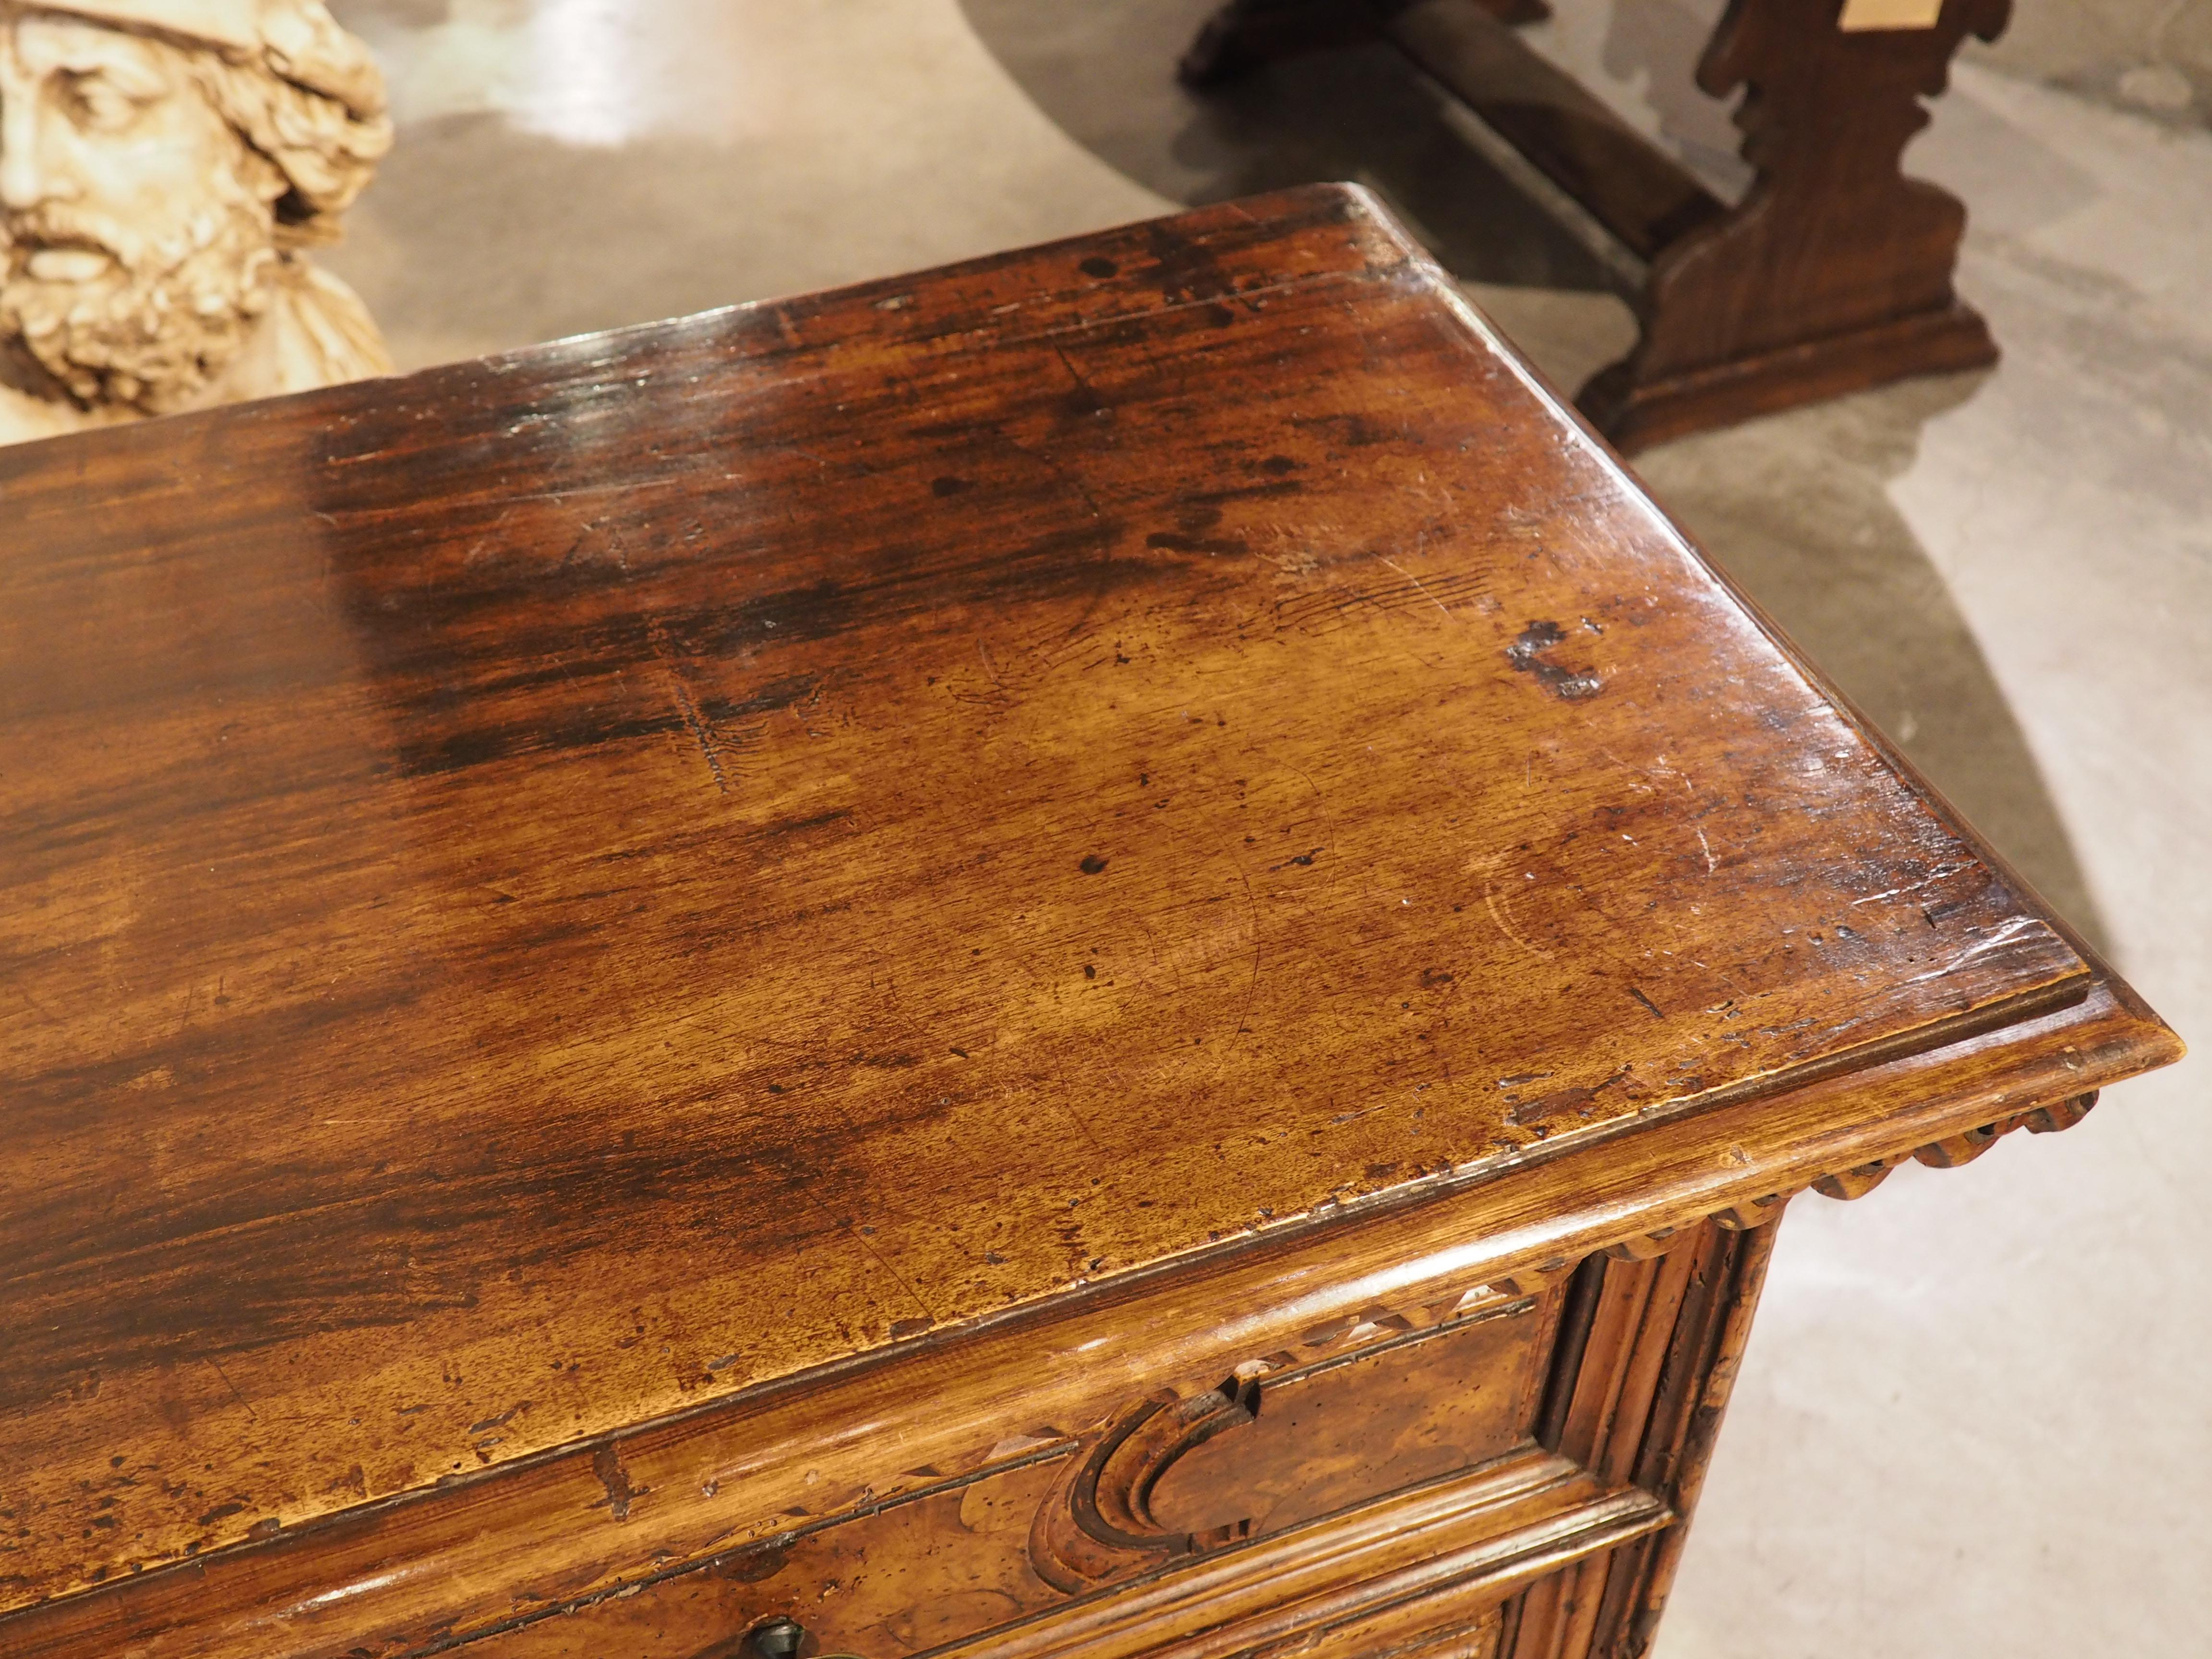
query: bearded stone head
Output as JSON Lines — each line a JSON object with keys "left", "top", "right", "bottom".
{"left": 0, "top": 0, "right": 392, "bottom": 431}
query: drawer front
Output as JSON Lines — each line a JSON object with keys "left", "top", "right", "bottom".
{"left": 448, "top": 1455, "right": 1072, "bottom": 1659}
{"left": 447, "top": 1221, "right": 1773, "bottom": 1659}
{"left": 454, "top": 1296, "right": 1556, "bottom": 1659}
{"left": 1249, "top": 1589, "right": 1503, "bottom": 1659}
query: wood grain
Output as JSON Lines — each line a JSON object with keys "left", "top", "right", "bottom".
{"left": 445, "top": 1290, "right": 1555, "bottom": 1658}
{"left": 0, "top": 185, "right": 2179, "bottom": 1658}
{"left": 0, "top": 979, "right": 2170, "bottom": 1657}
{"left": 1250, "top": 1594, "right": 1503, "bottom": 1659}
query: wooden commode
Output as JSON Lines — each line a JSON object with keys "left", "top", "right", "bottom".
{"left": 0, "top": 186, "right": 2179, "bottom": 1659}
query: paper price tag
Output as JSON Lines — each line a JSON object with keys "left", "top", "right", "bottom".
{"left": 1839, "top": 0, "right": 1945, "bottom": 30}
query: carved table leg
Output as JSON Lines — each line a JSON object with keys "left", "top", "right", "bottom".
{"left": 1579, "top": 0, "right": 2012, "bottom": 450}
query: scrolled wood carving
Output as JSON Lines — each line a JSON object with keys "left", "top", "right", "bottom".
{"left": 1813, "top": 1090, "right": 2098, "bottom": 1199}
{"left": 1710, "top": 1193, "right": 1789, "bottom": 1232}
{"left": 1605, "top": 1225, "right": 1688, "bottom": 1261}
{"left": 1028, "top": 1281, "right": 1527, "bottom": 1593}
{"left": 2003, "top": 1090, "right": 2098, "bottom": 1138}
{"left": 1027, "top": 1088, "right": 2103, "bottom": 1596}
{"left": 1028, "top": 1378, "right": 1261, "bottom": 1593}
{"left": 1812, "top": 1157, "right": 1901, "bottom": 1201}
{"left": 1595, "top": 1088, "right": 2101, "bottom": 1245}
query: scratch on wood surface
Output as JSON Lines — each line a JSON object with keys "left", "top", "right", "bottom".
{"left": 1850, "top": 866, "right": 1962, "bottom": 906}
{"left": 1226, "top": 870, "right": 1264, "bottom": 1057}
{"left": 1902, "top": 918, "right": 2046, "bottom": 986}
{"left": 1379, "top": 556, "right": 1456, "bottom": 621}
{"left": 647, "top": 618, "right": 731, "bottom": 794}
{"left": 669, "top": 681, "right": 730, "bottom": 794}
{"left": 976, "top": 637, "right": 1007, "bottom": 688}
{"left": 1482, "top": 881, "right": 1553, "bottom": 961}
{"left": 790, "top": 1179, "right": 942, "bottom": 1334}
{"left": 205, "top": 1356, "right": 256, "bottom": 1421}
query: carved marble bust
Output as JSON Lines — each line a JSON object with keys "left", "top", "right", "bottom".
{"left": 0, "top": 0, "right": 393, "bottom": 445}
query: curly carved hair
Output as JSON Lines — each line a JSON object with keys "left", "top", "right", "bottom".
{"left": 186, "top": 50, "right": 392, "bottom": 246}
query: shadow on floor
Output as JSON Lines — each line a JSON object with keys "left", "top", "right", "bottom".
{"left": 960, "top": 0, "right": 1620, "bottom": 290}
{"left": 963, "top": 0, "right": 2110, "bottom": 950}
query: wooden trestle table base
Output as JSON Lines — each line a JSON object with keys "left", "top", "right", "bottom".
{"left": 0, "top": 186, "right": 2179, "bottom": 1659}
{"left": 1181, "top": 0, "right": 2012, "bottom": 451}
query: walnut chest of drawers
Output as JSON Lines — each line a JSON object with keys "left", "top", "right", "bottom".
{"left": 0, "top": 185, "right": 2178, "bottom": 1659}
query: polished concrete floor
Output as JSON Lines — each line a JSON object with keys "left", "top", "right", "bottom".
{"left": 322, "top": 4, "right": 2211, "bottom": 1653}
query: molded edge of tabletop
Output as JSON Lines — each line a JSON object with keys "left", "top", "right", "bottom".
{"left": 0, "top": 967, "right": 2178, "bottom": 1659}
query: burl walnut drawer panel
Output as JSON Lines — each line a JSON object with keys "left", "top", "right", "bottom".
{"left": 453, "top": 1297, "right": 1555, "bottom": 1658}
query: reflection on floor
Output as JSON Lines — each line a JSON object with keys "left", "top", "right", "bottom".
{"left": 320, "top": 4, "right": 2211, "bottom": 1653}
